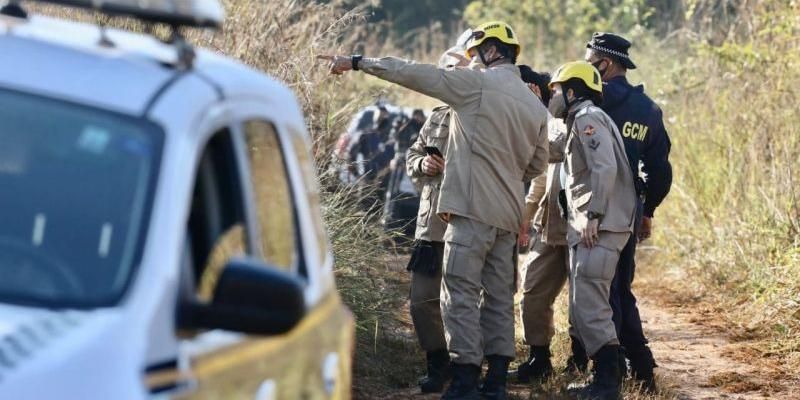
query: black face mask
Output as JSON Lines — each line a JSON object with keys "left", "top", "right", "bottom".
{"left": 591, "top": 59, "right": 607, "bottom": 80}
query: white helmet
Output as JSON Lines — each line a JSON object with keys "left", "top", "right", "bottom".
{"left": 456, "top": 28, "right": 474, "bottom": 48}
{"left": 438, "top": 29, "right": 473, "bottom": 68}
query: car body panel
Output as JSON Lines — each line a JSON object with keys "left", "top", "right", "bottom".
{"left": 0, "top": 9, "right": 352, "bottom": 400}
{"left": 0, "top": 304, "right": 146, "bottom": 399}
{"left": 0, "top": 15, "right": 178, "bottom": 115}
{"left": 173, "top": 294, "right": 353, "bottom": 399}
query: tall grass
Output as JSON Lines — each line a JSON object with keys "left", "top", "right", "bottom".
{"left": 642, "top": 0, "right": 800, "bottom": 366}
{"left": 201, "top": 0, "right": 439, "bottom": 392}
{"left": 200, "top": 0, "right": 421, "bottom": 390}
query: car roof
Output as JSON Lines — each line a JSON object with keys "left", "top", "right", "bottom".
{"left": 0, "top": 13, "right": 299, "bottom": 121}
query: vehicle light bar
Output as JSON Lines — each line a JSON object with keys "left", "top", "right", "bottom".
{"left": 27, "top": 0, "right": 224, "bottom": 28}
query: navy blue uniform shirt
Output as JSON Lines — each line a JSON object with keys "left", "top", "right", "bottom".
{"left": 601, "top": 76, "right": 672, "bottom": 217}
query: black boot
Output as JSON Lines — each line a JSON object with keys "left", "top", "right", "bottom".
{"left": 419, "top": 349, "right": 451, "bottom": 393}
{"left": 626, "top": 345, "right": 657, "bottom": 393}
{"left": 563, "top": 336, "right": 589, "bottom": 375}
{"left": 442, "top": 363, "right": 481, "bottom": 400}
{"left": 570, "top": 345, "right": 622, "bottom": 400}
{"left": 618, "top": 347, "right": 628, "bottom": 382}
{"left": 516, "top": 346, "right": 552, "bottom": 383}
{"left": 479, "top": 355, "right": 511, "bottom": 400}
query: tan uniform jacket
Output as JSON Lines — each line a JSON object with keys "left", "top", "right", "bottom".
{"left": 360, "top": 57, "right": 550, "bottom": 233}
{"left": 550, "top": 100, "right": 636, "bottom": 247}
{"left": 525, "top": 163, "right": 568, "bottom": 246}
{"left": 525, "top": 119, "right": 569, "bottom": 246}
{"left": 407, "top": 105, "right": 451, "bottom": 242}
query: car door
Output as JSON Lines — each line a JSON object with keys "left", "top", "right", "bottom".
{"left": 174, "top": 117, "right": 352, "bottom": 400}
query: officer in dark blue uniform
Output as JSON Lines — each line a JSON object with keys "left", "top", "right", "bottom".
{"left": 584, "top": 32, "right": 673, "bottom": 392}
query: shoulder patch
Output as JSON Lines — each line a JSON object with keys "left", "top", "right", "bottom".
{"left": 582, "top": 124, "right": 596, "bottom": 136}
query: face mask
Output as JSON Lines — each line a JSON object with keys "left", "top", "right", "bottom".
{"left": 548, "top": 91, "right": 568, "bottom": 119}
{"left": 591, "top": 59, "right": 607, "bottom": 80}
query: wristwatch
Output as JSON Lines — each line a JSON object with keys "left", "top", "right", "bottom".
{"left": 351, "top": 55, "right": 363, "bottom": 71}
{"left": 587, "top": 211, "right": 603, "bottom": 220}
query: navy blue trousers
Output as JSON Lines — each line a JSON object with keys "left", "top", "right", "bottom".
{"left": 609, "top": 202, "right": 648, "bottom": 349}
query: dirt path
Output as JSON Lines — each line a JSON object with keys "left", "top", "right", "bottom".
{"left": 635, "top": 268, "right": 799, "bottom": 400}
{"left": 638, "top": 298, "right": 771, "bottom": 399}
{"left": 353, "top": 251, "right": 799, "bottom": 400}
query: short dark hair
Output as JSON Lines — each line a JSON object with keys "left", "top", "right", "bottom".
{"left": 478, "top": 38, "right": 518, "bottom": 64}
{"left": 562, "top": 77, "right": 603, "bottom": 106}
{"left": 518, "top": 65, "right": 552, "bottom": 107}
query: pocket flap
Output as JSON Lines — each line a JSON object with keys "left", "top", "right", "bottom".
{"left": 573, "top": 191, "right": 592, "bottom": 208}
{"left": 444, "top": 219, "right": 473, "bottom": 246}
{"left": 421, "top": 185, "right": 432, "bottom": 200}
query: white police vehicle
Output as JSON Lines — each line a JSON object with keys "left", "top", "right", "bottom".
{"left": 0, "top": 1, "right": 354, "bottom": 398}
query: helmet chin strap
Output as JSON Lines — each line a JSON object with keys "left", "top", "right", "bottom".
{"left": 562, "top": 90, "right": 574, "bottom": 118}
{"left": 563, "top": 89, "right": 590, "bottom": 119}
{"left": 477, "top": 47, "right": 504, "bottom": 67}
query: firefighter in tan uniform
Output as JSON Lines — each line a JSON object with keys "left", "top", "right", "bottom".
{"left": 547, "top": 61, "right": 637, "bottom": 400}
{"left": 406, "top": 106, "right": 450, "bottom": 393}
{"left": 322, "top": 21, "right": 550, "bottom": 399}
{"left": 516, "top": 128, "right": 583, "bottom": 382}
{"left": 403, "top": 44, "right": 470, "bottom": 393}
{"left": 509, "top": 67, "right": 588, "bottom": 383}
{"left": 405, "top": 104, "right": 451, "bottom": 393}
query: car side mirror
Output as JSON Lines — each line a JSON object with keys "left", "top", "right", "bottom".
{"left": 178, "top": 258, "right": 306, "bottom": 335}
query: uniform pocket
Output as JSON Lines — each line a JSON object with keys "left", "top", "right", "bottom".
{"left": 428, "top": 134, "right": 448, "bottom": 156}
{"left": 575, "top": 244, "right": 618, "bottom": 281}
{"left": 443, "top": 217, "right": 475, "bottom": 279}
{"left": 571, "top": 189, "right": 592, "bottom": 212}
{"left": 428, "top": 134, "right": 447, "bottom": 146}
{"left": 444, "top": 242, "right": 468, "bottom": 278}
{"left": 443, "top": 217, "right": 473, "bottom": 246}
{"left": 417, "top": 185, "right": 433, "bottom": 227}
{"left": 566, "top": 135, "right": 588, "bottom": 176}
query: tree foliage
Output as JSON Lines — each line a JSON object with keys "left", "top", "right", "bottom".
{"left": 368, "top": 0, "right": 471, "bottom": 34}
{"left": 462, "top": 0, "right": 651, "bottom": 69}
{"left": 326, "top": 0, "right": 471, "bottom": 39}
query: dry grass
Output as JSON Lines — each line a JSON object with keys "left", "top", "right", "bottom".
{"left": 705, "top": 371, "right": 762, "bottom": 394}
{"left": 639, "top": 0, "right": 800, "bottom": 373}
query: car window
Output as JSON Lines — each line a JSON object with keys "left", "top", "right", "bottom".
{"left": 0, "top": 88, "right": 163, "bottom": 308}
{"left": 196, "top": 225, "right": 245, "bottom": 302}
{"left": 185, "top": 129, "right": 249, "bottom": 302}
{"left": 290, "top": 133, "right": 330, "bottom": 266}
{"left": 242, "top": 120, "right": 298, "bottom": 271}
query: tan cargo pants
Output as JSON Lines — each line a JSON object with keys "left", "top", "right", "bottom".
{"left": 569, "top": 232, "right": 629, "bottom": 357}
{"left": 440, "top": 215, "right": 517, "bottom": 366}
{"left": 520, "top": 235, "right": 569, "bottom": 347}
{"left": 410, "top": 268, "right": 447, "bottom": 351}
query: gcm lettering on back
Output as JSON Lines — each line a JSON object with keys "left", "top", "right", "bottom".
{"left": 622, "top": 121, "right": 649, "bottom": 141}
